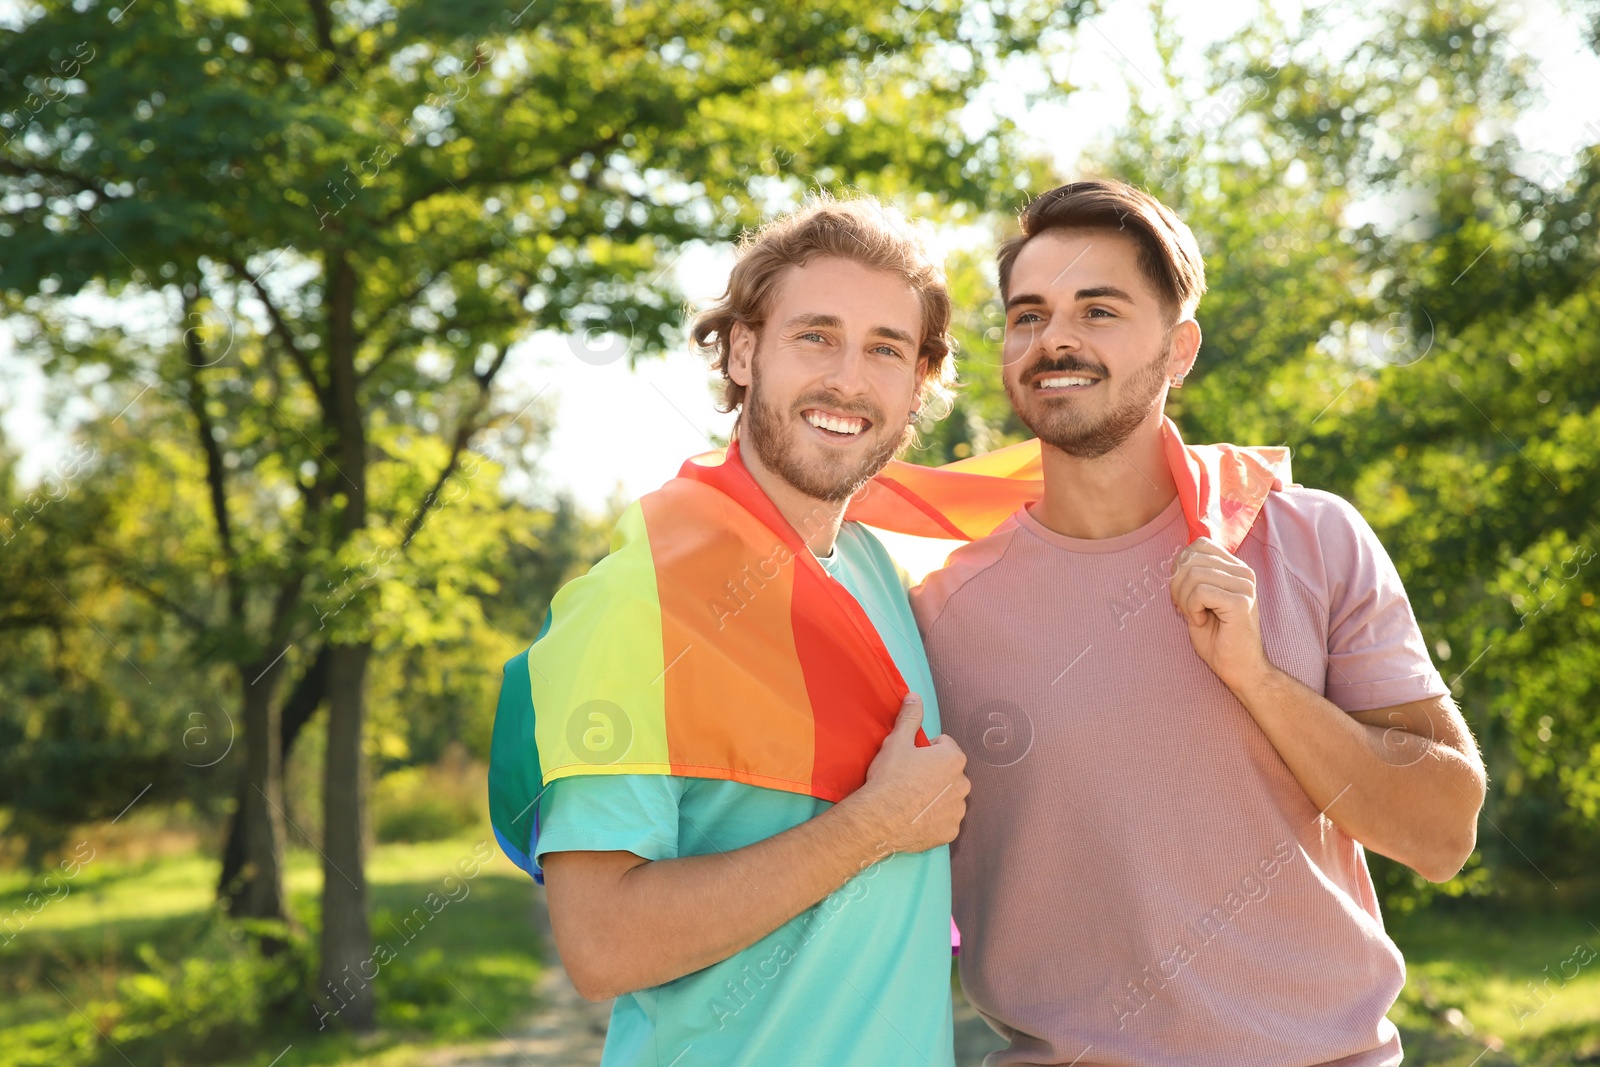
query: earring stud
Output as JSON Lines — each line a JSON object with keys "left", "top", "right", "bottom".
{"left": 1170, "top": 373, "right": 1186, "bottom": 389}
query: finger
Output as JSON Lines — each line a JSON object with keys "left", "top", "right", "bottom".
{"left": 1172, "top": 585, "right": 1213, "bottom": 628}
{"left": 1170, "top": 560, "right": 1254, "bottom": 609}
{"left": 1175, "top": 537, "right": 1222, "bottom": 570}
{"left": 1174, "top": 545, "right": 1254, "bottom": 582}
{"left": 892, "top": 693, "right": 925, "bottom": 736}
{"left": 1185, "top": 536, "right": 1242, "bottom": 563}
{"left": 1176, "top": 567, "right": 1254, "bottom": 598}
{"left": 928, "top": 732, "right": 967, "bottom": 762}
{"left": 1179, "top": 582, "right": 1253, "bottom": 626}
{"left": 1171, "top": 543, "right": 1254, "bottom": 591}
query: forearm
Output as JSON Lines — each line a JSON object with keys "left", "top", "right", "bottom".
{"left": 1232, "top": 666, "right": 1485, "bottom": 881}
{"left": 549, "top": 796, "right": 889, "bottom": 999}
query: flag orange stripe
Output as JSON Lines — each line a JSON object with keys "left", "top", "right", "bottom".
{"left": 649, "top": 476, "right": 818, "bottom": 791}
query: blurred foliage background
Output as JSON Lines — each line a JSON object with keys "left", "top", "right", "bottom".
{"left": 1, "top": 0, "right": 1597, "bottom": 1064}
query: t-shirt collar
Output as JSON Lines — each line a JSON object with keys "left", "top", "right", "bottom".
{"left": 1015, "top": 493, "right": 1186, "bottom": 555}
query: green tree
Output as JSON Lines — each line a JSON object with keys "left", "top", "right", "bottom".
{"left": 1224, "top": 0, "right": 1600, "bottom": 886}
{"left": 922, "top": 0, "right": 1598, "bottom": 901}
{"left": 2, "top": 0, "right": 1094, "bottom": 1027}
{"left": 1102, "top": 0, "right": 1599, "bottom": 894}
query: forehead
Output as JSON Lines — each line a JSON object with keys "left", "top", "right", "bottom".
{"left": 1009, "top": 229, "right": 1157, "bottom": 303}
{"left": 767, "top": 256, "right": 921, "bottom": 326}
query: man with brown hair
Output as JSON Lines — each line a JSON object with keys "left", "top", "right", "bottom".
{"left": 497, "top": 195, "right": 968, "bottom": 1066}
{"left": 912, "top": 179, "right": 1487, "bottom": 1065}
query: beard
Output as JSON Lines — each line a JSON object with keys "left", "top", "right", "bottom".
{"left": 741, "top": 353, "right": 910, "bottom": 503}
{"left": 1005, "top": 339, "right": 1172, "bottom": 459}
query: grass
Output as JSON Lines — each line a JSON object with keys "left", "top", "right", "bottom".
{"left": 1386, "top": 905, "right": 1600, "bottom": 1065}
{"left": 0, "top": 836, "right": 543, "bottom": 1067}
{"left": 4, "top": 836, "right": 1598, "bottom": 1067}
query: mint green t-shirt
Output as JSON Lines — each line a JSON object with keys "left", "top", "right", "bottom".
{"left": 534, "top": 522, "right": 955, "bottom": 1067}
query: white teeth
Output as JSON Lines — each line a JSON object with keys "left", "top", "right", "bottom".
{"left": 1037, "top": 375, "right": 1097, "bottom": 389}
{"left": 805, "top": 411, "right": 864, "bottom": 435}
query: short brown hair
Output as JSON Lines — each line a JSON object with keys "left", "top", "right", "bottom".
{"left": 997, "top": 180, "right": 1206, "bottom": 323}
{"left": 692, "top": 194, "right": 955, "bottom": 413}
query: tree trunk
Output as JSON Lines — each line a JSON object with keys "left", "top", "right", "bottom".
{"left": 225, "top": 655, "right": 290, "bottom": 922}
{"left": 219, "top": 647, "right": 330, "bottom": 900}
{"left": 317, "top": 250, "right": 376, "bottom": 1029}
{"left": 318, "top": 641, "right": 375, "bottom": 1029}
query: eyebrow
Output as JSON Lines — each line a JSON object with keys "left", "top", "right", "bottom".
{"left": 1005, "top": 286, "right": 1138, "bottom": 310}
{"left": 1075, "top": 285, "right": 1135, "bottom": 303}
{"left": 783, "top": 313, "right": 915, "bottom": 345}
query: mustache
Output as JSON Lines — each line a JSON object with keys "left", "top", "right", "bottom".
{"left": 790, "top": 391, "right": 882, "bottom": 425}
{"left": 1022, "top": 355, "right": 1110, "bottom": 384}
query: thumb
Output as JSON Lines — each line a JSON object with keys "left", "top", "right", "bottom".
{"left": 892, "top": 693, "right": 925, "bottom": 737}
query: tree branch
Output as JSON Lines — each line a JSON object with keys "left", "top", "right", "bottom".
{"left": 306, "top": 0, "right": 341, "bottom": 82}
{"left": 226, "top": 254, "right": 328, "bottom": 405}
{"left": 475, "top": 321, "right": 515, "bottom": 388}
{"left": 106, "top": 565, "right": 214, "bottom": 634}
{"left": 355, "top": 239, "right": 506, "bottom": 380}
{"left": 182, "top": 291, "right": 243, "bottom": 622}
{"left": 401, "top": 337, "right": 515, "bottom": 548}
{"left": 377, "top": 133, "right": 622, "bottom": 228}
{"left": 281, "top": 643, "right": 331, "bottom": 760}
{"left": 358, "top": 329, "right": 415, "bottom": 384}
{"left": 266, "top": 573, "right": 308, "bottom": 653}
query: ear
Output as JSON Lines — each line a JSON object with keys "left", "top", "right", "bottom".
{"left": 729, "top": 322, "right": 756, "bottom": 390}
{"left": 1169, "top": 318, "right": 1202, "bottom": 380}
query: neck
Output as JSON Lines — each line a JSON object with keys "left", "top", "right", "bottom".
{"left": 735, "top": 433, "right": 849, "bottom": 556}
{"left": 1032, "top": 410, "right": 1178, "bottom": 540}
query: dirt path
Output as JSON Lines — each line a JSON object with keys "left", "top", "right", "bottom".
{"left": 431, "top": 887, "right": 1004, "bottom": 1067}
{"left": 425, "top": 887, "right": 608, "bottom": 1067}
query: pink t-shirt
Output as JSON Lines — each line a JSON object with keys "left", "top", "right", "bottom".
{"left": 911, "top": 487, "right": 1449, "bottom": 1067}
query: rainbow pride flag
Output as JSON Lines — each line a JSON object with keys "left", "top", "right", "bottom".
{"left": 848, "top": 416, "right": 1288, "bottom": 550}
{"left": 489, "top": 417, "right": 1289, "bottom": 880}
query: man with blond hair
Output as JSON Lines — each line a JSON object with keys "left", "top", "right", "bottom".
{"left": 490, "top": 196, "right": 968, "bottom": 1066}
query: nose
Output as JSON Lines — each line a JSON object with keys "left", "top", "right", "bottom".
{"left": 819, "top": 340, "right": 871, "bottom": 398}
{"left": 1039, "top": 310, "right": 1080, "bottom": 354}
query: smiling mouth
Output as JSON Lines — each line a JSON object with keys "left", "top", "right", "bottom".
{"left": 1032, "top": 373, "right": 1101, "bottom": 392}
{"left": 802, "top": 408, "right": 871, "bottom": 438}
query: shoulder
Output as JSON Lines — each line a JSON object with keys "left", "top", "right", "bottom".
{"left": 550, "top": 500, "right": 657, "bottom": 608}
{"left": 1260, "top": 483, "right": 1388, "bottom": 559}
{"left": 1260, "top": 483, "right": 1363, "bottom": 531}
{"left": 909, "top": 516, "right": 1025, "bottom": 635}
{"left": 1253, "top": 485, "right": 1399, "bottom": 612}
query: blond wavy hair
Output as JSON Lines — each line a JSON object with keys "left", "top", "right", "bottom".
{"left": 691, "top": 194, "right": 956, "bottom": 416}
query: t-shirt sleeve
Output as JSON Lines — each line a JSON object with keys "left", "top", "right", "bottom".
{"left": 1312, "top": 494, "right": 1450, "bottom": 712}
{"left": 533, "top": 773, "right": 685, "bottom": 865}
